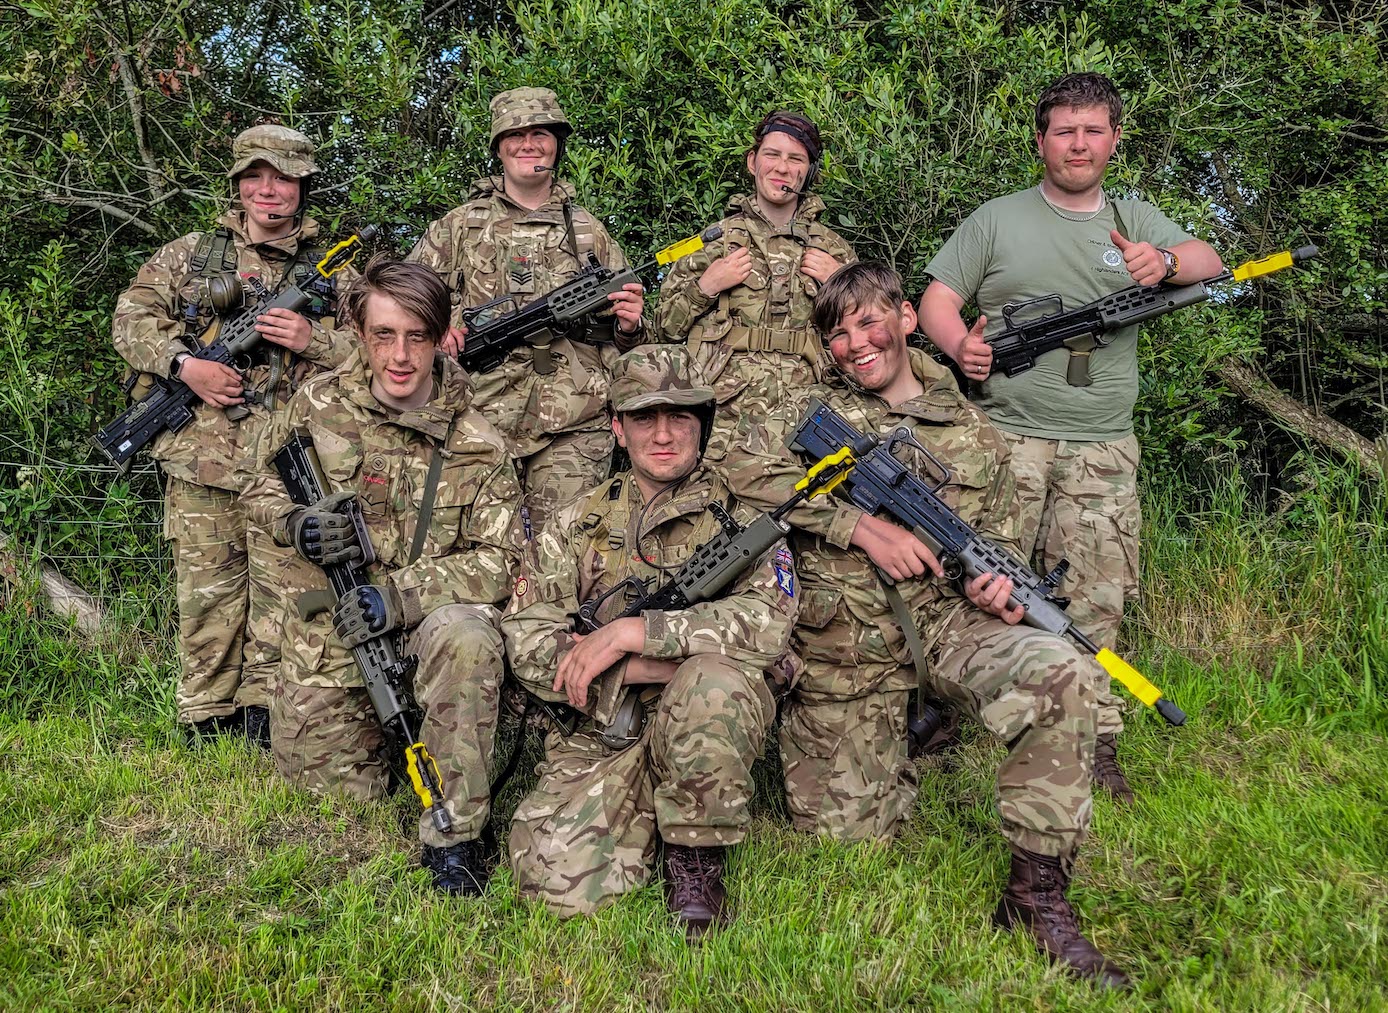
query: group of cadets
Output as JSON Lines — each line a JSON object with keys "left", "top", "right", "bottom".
{"left": 110, "top": 72, "right": 1222, "bottom": 989}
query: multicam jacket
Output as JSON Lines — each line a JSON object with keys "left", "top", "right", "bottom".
{"left": 406, "top": 176, "right": 647, "bottom": 458}
{"left": 723, "top": 348, "right": 1023, "bottom": 674}
{"left": 242, "top": 347, "right": 522, "bottom": 689}
{"left": 110, "top": 211, "right": 355, "bottom": 491}
{"left": 653, "top": 192, "right": 856, "bottom": 461}
{"left": 501, "top": 466, "right": 798, "bottom": 725}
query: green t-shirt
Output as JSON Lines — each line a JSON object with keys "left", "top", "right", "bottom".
{"left": 926, "top": 186, "right": 1191, "bottom": 442}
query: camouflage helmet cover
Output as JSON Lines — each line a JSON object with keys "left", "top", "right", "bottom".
{"left": 610, "top": 345, "right": 715, "bottom": 413}
{"left": 227, "top": 124, "right": 318, "bottom": 179}
{"left": 489, "top": 87, "right": 573, "bottom": 150}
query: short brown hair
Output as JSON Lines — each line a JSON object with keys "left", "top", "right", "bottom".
{"left": 812, "top": 262, "right": 905, "bottom": 337}
{"left": 342, "top": 255, "right": 450, "bottom": 344}
{"left": 748, "top": 110, "right": 824, "bottom": 163}
{"left": 1035, "top": 72, "right": 1123, "bottom": 134}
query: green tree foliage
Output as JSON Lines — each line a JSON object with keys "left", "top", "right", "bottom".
{"left": 0, "top": 0, "right": 1383, "bottom": 549}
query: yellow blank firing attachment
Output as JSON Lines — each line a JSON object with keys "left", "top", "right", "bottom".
{"left": 1231, "top": 243, "right": 1318, "bottom": 283}
{"left": 405, "top": 741, "right": 447, "bottom": 809}
{"left": 654, "top": 225, "right": 725, "bottom": 266}
{"left": 315, "top": 225, "right": 379, "bottom": 278}
{"left": 1095, "top": 648, "right": 1187, "bottom": 726}
{"left": 798, "top": 447, "right": 855, "bottom": 498}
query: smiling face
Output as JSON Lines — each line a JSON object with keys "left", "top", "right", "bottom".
{"left": 1036, "top": 103, "right": 1121, "bottom": 197}
{"left": 236, "top": 162, "right": 301, "bottom": 236}
{"left": 746, "top": 132, "right": 811, "bottom": 211}
{"left": 498, "top": 126, "right": 559, "bottom": 183}
{"left": 612, "top": 406, "right": 703, "bottom": 497}
{"left": 361, "top": 292, "right": 437, "bottom": 409}
{"left": 825, "top": 296, "right": 919, "bottom": 400}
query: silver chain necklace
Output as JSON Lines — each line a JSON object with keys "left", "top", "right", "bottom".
{"left": 1037, "top": 182, "right": 1107, "bottom": 222}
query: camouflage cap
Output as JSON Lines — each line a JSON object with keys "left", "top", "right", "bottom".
{"left": 610, "top": 345, "right": 714, "bottom": 413}
{"left": 227, "top": 124, "right": 318, "bottom": 179}
{"left": 489, "top": 87, "right": 573, "bottom": 150}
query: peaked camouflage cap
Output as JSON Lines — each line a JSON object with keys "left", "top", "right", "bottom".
{"left": 227, "top": 124, "right": 318, "bottom": 178}
{"left": 610, "top": 345, "right": 715, "bottom": 413}
{"left": 489, "top": 87, "right": 573, "bottom": 150}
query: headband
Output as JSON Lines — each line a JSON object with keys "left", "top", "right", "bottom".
{"left": 758, "top": 121, "right": 821, "bottom": 160}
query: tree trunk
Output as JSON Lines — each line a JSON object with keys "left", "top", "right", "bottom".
{"left": 1217, "top": 360, "right": 1386, "bottom": 480}
{"left": 0, "top": 532, "right": 106, "bottom": 636}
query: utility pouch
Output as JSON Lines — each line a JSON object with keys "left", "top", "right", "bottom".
{"left": 596, "top": 690, "right": 646, "bottom": 751}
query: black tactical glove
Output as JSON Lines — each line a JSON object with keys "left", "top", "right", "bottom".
{"left": 332, "top": 583, "right": 407, "bottom": 649}
{"left": 285, "top": 489, "right": 362, "bottom": 566}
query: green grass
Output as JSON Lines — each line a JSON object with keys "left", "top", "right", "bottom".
{"left": 1, "top": 459, "right": 1385, "bottom": 1010}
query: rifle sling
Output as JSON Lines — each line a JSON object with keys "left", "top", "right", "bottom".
{"left": 875, "top": 567, "right": 930, "bottom": 703}
{"left": 408, "top": 415, "right": 458, "bottom": 565}
{"left": 1061, "top": 200, "right": 1134, "bottom": 387}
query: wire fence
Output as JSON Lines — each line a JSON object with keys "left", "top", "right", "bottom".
{"left": 1, "top": 447, "right": 174, "bottom": 625}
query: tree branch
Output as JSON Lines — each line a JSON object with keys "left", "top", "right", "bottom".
{"left": 41, "top": 192, "right": 158, "bottom": 234}
{"left": 114, "top": 47, "right": 167, "bottom": 201}
{"left": 1217, "top": 359, "right": 1383, "bottom": 480}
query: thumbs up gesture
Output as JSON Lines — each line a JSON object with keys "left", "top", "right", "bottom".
{"left": 1109, "top": 229, "right": 1167, "bottom": 286}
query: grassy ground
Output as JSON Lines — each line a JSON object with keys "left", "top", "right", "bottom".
{"left": 1, "top": 462, "right": 1385, "bottom": 1011}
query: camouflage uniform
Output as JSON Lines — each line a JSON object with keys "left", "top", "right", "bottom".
{"left": 111, "top": 127, "right": 354, "bottom": 724}
{"left": 1000, "top": 433, "right": 1138, "bottom": 737}
{"left": 724, "top": 349, "right": 1100, "bottom": 865}
{"left": 653, "top": 192, "right": 856, "bottom": 467}
{"left": 501, "top": 350, "right": 796, "bottom": 919}
{"left": 406, "top": 90, "right": 648, "bottom": 537}
{"left": 241, "top": 348, "right": 521, "bottom": 847}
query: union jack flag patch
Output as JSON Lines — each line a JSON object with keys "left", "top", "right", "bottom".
{"left": 773, "top": 546, "right": 794, "bottom": 597}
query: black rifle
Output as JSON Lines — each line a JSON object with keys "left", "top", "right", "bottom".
{"left": 273, "top": 428, "right": 453, "bottom": 832}
{"left": 789, "top": 399, "right": 1186, "bottom": 726}
{"left": 541, "top": 448, "right": 855, "bottom": 739}
{"left": 962, "top": 244, "right": 1318, "bottom": 385}
{"left": 93, "top": 227, "right": 375, "bottom": 467}
{"left": 459, "top": 226, "right": 723, "bottom": 376}
{"left": 576, "top": 448, "right": 854, "bottom": 633}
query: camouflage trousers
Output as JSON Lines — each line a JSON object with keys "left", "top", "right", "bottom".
{"left": 1001, "top": 432, "right": 1140, "bottom": 738}
{"left": 509, "top": 654, "right": 775, "bottom": 918}
{"left": 270, "top": 604, "right": 504, "bottom": 847}
{"left": 516, "top": 427, "right": 614, "bottom": 539}
{"left": 929, "top": 608, "right": 1099, "bottom": 866}
{"left": 782, "top": 589, "right": 919, "bottom": 843}
{"left": 164, "top": 477, "right": 274, "bottom": 722}
{"left": 787, "top": 597, "right": 1098, "bottom": 862}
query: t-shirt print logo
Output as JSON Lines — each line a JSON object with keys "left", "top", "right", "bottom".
{"left": 1103, "top": 248, "right": 1123, "bottom": 268}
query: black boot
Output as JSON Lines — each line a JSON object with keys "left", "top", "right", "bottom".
{"left": 663, "top": 844, "right": 729, "bottom": 942}
{"left": 1093, "top": 733, "right": 1135, "bottom": 806}
{"left": 241, "top": 705, "right": 272, "bottom": 750}
{"left": 421, "top": 839, "right": 491, "bottom": 897}
{"left": 185, "top": 714, "right": 236, "bottom": 745}
{"left": 993, "top": 848, "right": 1130, "bottom": 989}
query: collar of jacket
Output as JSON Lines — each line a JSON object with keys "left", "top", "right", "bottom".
{"left": 829, "top": 346, "right": 967, "bottom": 424}
{"left": 469, "top": 174, "right": 579, "bottom": 211}
{"left": 217, "top": 210, "right": 319, "bottom": 258}
{"left": 338, "top": 345, "right": 473, "bottom": 440}
{"left": 618, "top": 464, "right": 725, "bottom": 533}
{"left": 726, "top": 191, "right": 828, "bottom": 229}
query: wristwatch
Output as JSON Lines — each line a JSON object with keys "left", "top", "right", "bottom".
{"left": 170, "top": 352, "right": 192, "bottom": 378}
{"left": 1159, "top": 248, "right": 1180, "bottom": 281}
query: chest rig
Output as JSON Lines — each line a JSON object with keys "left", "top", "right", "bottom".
{"left": 179, "top": 227, "right": 334, "bottom": 413}
{"left": 578, "top": 475, "right": 730, "bottom": 610}
{"left": 463, "top": 195, "right": 599, "bottom": 322}
{"left": 703, "top": 212, "right": 822, "bottom": 368}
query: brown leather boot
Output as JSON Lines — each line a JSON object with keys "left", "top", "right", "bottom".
{"left": 993, "top": 848, "right": 1130, "bottom": 989}
{"left": 1093, "top": 733, "right": 1136, "bottom": 806}
{"left": 662, "top": 844, "right": 729, "bottom": 942}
